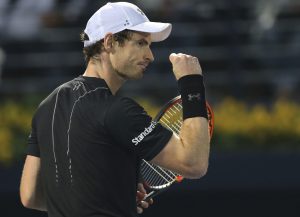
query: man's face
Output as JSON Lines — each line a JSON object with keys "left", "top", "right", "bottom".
{"left": 109, "top": 31, "right": 154, "bottom": 80}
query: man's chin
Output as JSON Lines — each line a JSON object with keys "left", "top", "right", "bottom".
{"left": 135, "top": 73, "right": 144, "bottom": 80}
{"left": 129, "top": 71, "right": 144, "bottom": 80}
{"left": 115, "top": 69, "right": 144, "bottom": 80}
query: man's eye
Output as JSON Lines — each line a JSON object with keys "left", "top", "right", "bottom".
{"left": 138, "top": 41, "right": 146, "bottom": 46}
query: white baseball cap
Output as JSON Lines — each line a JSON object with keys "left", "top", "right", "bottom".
{"left": 83, "top": 2, "right": 172, "bottom": 47}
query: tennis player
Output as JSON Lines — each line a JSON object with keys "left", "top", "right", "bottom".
{"left": 20, "top": 2, "right": 210, "bottom": 217}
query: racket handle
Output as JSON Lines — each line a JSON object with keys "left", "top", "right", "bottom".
{"left": 143, "top": 188, "right": 167, "bottom": 202}
{"left": 136, "top": 190, "right": 160, "bottom": 205}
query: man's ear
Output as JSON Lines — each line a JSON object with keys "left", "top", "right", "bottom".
{"left": 103, "top": 33, "right": 114, "bottom": 52}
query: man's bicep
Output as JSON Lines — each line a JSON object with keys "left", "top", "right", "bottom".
{"left": 22, "top": 155, "right": 41, "bottom": 175}
{"left": 21, "top": 155, "right": 41, "bottom": 191}
{"left": 20, "top": 155, "right": 41, "bottom": 205}
{"left": 150, "top": 133, "right": 185, "bottom": 173}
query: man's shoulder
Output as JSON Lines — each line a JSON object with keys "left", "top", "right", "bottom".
{"left": 105, "top": 96, "right": 146, "bottom": 119}
{"left": 38, "top": 81, "right": 72, "bottom": 107}
{"left": 107, "top": 96, "right": 140, "bottom": 108}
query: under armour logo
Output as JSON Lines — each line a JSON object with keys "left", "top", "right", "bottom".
{"left": 188, "top": 93, "right": 201, "bottom": 101}
{"left": 137, "top": 8, "right": 145, "bottom": 16}
{"left": 73, "top": 81, "right": 83, "bottom": 91}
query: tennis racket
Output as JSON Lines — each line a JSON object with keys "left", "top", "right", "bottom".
{"left": 140, "top": 95, "right": 214, "bottom": 201}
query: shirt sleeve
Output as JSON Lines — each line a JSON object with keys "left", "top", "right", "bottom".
{"left": 27, "top": 114, "right": 40, "bottom": 157}
{"left": 104, "top": 97, "right": 172, "bottom": 161}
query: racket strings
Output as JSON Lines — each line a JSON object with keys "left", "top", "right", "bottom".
{"left": 159, "top": 102, "right": 183, "bottom": 135}
{"left": 142, "top": 161, "right": 169, "bottom": 182}
{"left": 142, "top": 160, "right": 176, "bottom": 181}
{"left": 141, "top": 160, "right": 178, "bottom": 189}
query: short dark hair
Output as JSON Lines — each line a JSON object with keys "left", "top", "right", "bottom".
{"left": 80, "top": 30, "right": 133, "bottom": 63}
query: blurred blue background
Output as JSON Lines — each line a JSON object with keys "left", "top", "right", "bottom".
{"left": 0, "top": 0, "right": 300, "bottom": 216}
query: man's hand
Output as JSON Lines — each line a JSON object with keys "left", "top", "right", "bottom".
{"left": 136, "top": 183, "right": 153, "bottom": 214}
{"left": 169, "top": 53, "right": 202, "bottom": 80}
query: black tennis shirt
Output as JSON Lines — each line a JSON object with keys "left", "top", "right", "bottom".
{"left": 27, "top": 76, "right": 172, "bottom": 217}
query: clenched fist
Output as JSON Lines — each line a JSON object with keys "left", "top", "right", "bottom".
{"left": 169, "top": 53, "right": 202, "bottom": 80}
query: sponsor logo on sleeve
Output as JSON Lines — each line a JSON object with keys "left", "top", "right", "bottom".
{"left": 132, "top": 121, "right": 157, "bottom": 146}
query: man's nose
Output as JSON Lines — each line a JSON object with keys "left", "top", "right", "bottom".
{"left": 145, "top": 48, "right": 154, "bottom": 62}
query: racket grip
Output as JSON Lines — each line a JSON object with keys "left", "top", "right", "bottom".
{"left": 142, "top": 188, "right": 167, "bottom": 202}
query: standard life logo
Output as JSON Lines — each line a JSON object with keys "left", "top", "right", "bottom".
{"left": 132, "top": 121, "right": 157, "bottom": 146}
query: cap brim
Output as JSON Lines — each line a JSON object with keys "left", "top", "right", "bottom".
{"left": 127, "top": 22, "right": 172, "bottom": 42}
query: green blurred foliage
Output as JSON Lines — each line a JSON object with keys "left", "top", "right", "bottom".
{"left": 1, "top": 96, "right": 300, "bottom": 166}
{"left": 0, "top": 100, "right": 34, "bottom": 166}
{"left": 138, "top": 97, "right": 300, "bottom": 152}
{"left": 212, "top": 98, "right": 300, "bottom": 152}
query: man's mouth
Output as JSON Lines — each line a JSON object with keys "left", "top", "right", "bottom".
{"left": 138, "top": 62, "right": 149, "bottom": 71}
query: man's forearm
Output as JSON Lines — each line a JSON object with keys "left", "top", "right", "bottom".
{"left": 179, "top": 117, "right": 210, "bottom": 173}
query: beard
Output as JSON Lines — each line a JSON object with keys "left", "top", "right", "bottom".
{"left": 113, "top": 65, "right": 143, "bottom": 80}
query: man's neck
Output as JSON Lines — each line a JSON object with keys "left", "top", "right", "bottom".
{"left": 83, "top": 60, "right": 126, "bottom": 95}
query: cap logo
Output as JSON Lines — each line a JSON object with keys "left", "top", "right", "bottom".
{"left": 124, "top": 19, "right": 130, "bottom": 26}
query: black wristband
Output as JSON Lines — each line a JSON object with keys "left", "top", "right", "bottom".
{"left": 178, "top": 74, "right": 208, "bottom": 120}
